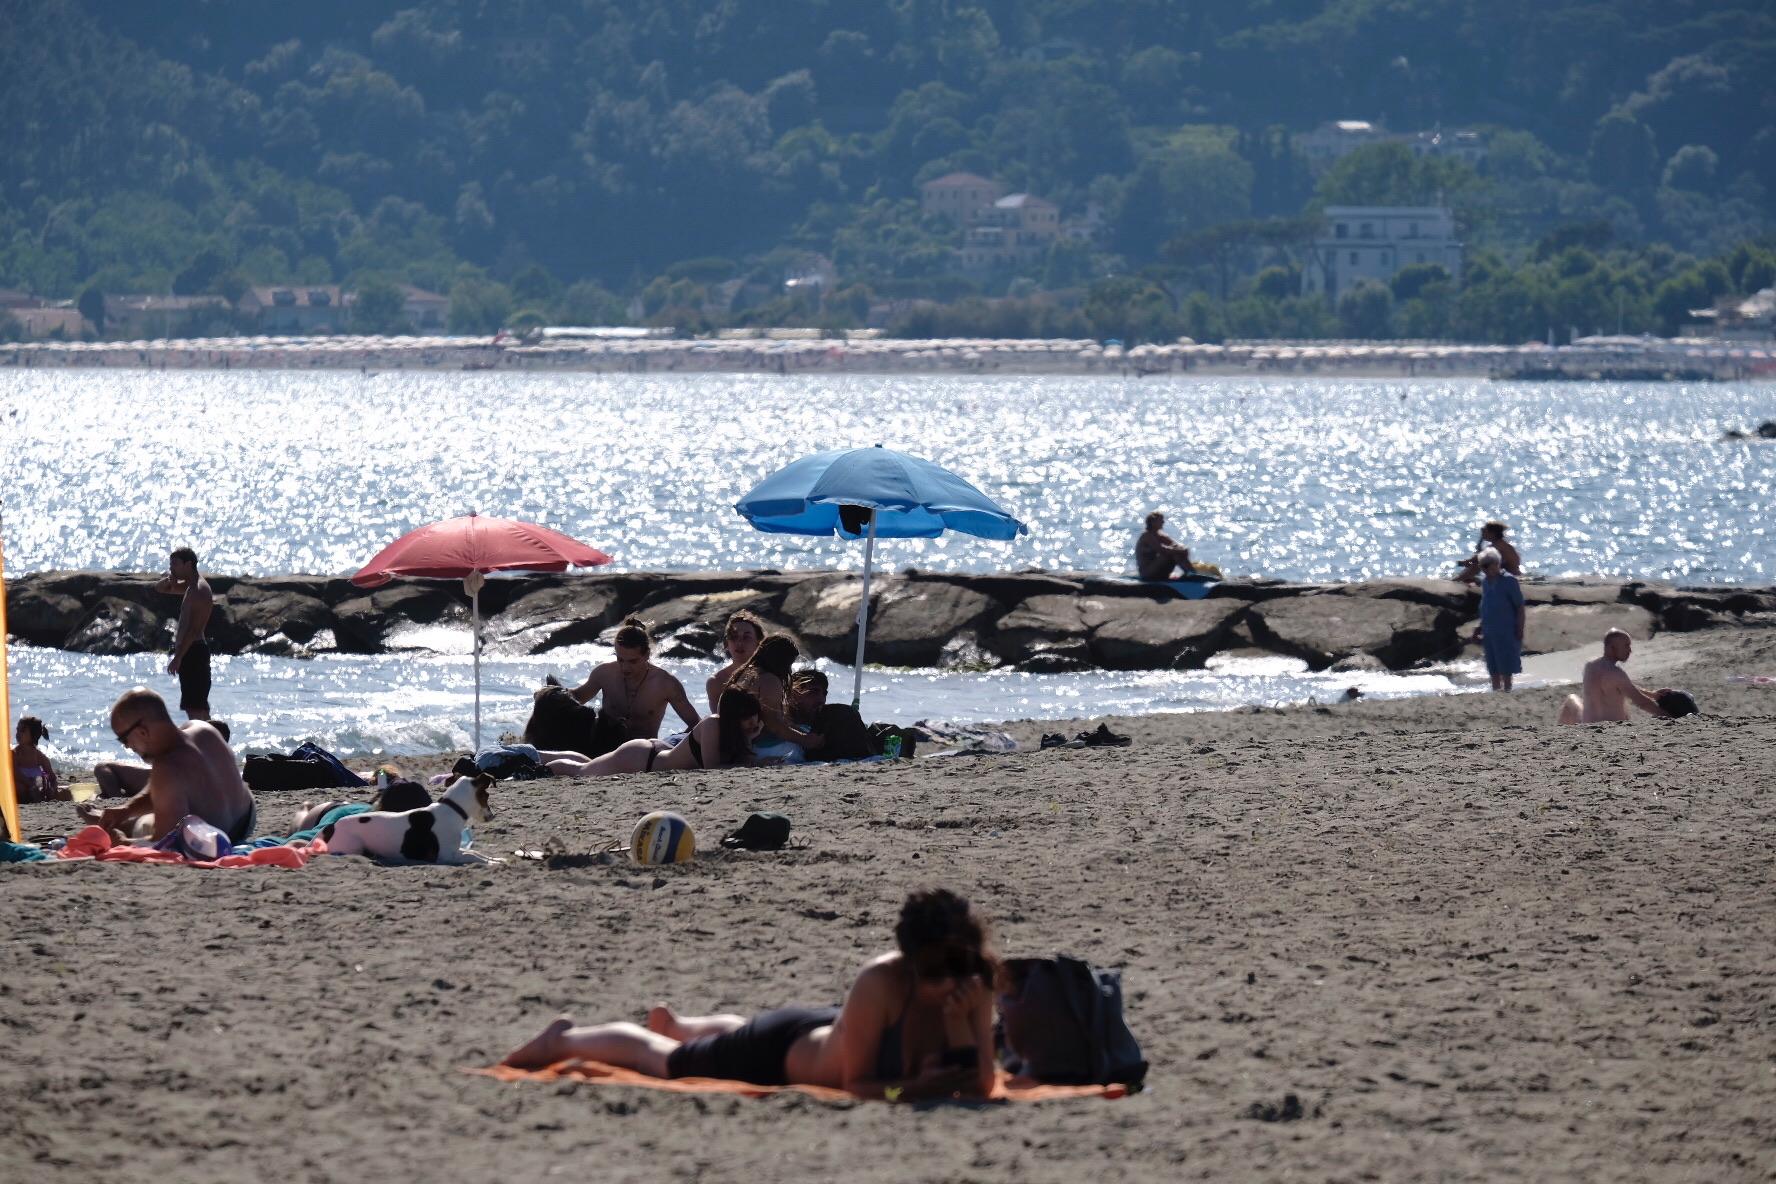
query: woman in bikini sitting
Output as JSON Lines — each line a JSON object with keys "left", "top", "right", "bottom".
{"left": 501, "top": 888, "right": 998, "bottom": 1101}
{"left": 730, "top": 634, "right": 824, "bottom": 761}
{"left": 705, "top": 609, "right": 764, "bottom": 713}
{"left": 543, "top": 688, "right": 761, "bottom": 777}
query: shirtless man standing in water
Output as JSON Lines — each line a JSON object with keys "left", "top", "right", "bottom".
{"left": 1557, "top": 629, "right": 1670, "bottom": 724}
{"left": 571, "top": 616, "right": 700, "bottom": 740}
{"left": 156, "top": 547, "right": 214, "bottom": 720}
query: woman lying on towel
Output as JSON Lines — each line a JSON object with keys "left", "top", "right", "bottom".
{"left": 541, "top": 689, "right": 762, "bottom": 777}
{"left": 501, "top": 888, "right": 998, "bottom": 1101}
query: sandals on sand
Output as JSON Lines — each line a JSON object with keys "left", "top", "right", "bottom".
{"left": 1039, "top": 724, "right": 1132, "bottom": 750}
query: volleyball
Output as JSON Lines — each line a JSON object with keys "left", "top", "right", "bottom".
{"left": 630, "top": 811, "right": 695, "bottom": 865}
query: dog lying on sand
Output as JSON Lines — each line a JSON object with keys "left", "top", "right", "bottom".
{"left": 320, "top": 773, "right": 502, "bottom": 865}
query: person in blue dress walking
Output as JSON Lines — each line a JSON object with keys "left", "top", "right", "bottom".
{"left": 1476, "top": 549, "right": 1526, "bottom": 691}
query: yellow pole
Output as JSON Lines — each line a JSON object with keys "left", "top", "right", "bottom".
{"left": 0, "top": 522, "right": 18, "bottom": 843}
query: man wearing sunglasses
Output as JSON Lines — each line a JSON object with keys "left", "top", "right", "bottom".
{"left": 77, "top": 688, "right": 254, "bottom": 844}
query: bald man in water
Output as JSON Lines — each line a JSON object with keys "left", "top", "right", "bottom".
{"left": 1557, "top": 630, "right": 1669, "bottom": 724}
{"left": 77, "top": 688, "right": 255, "bottom": 842}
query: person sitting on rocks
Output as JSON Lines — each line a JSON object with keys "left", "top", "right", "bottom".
{"left": 1455, "top": 521, "right": 1521, "bottom": 583}
{"left": 1557, "top": 630, "right": 1670, "bottom": 724}
{"left": 77, "top": 690, "right": 255, "bottom": 843}
{"left": 1135, "top": 511, "right": 1193, "bottom": 581}
{"left": 571, "top": 617, "right": 700, "bottom": 740}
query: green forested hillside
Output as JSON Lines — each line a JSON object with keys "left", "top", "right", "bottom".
{"left": 1, "top": 0, "right": 1771, "bottom": 339}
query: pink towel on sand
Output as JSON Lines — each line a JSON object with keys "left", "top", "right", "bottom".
{"left": 56, "top": 825, "right": 323, "bottom": 868}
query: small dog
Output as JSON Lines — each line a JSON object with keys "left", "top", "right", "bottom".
{"left": 320, "top": 773, "right": 501, "bottom": 865}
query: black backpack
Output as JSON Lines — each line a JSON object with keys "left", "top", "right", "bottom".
{"left": 996, "top": 955, "right": 1148, "bottom": 1088}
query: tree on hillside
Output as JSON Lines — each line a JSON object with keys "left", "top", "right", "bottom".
{"left": 78, "top": 285, "right": 106, "bottom": 334}
{"left": 348, "top": 277, "right": 411, "bottom": 334}
{"left": 1337, "top": 280, "right": 1393, "bottom": 339}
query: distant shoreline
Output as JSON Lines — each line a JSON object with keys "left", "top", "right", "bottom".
{"left": 5, "top": 333, "right": 1770, "bottom": 380}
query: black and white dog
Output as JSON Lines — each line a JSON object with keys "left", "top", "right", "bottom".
{"left": 320, "top": 772, "right": 501, "bottom": 865}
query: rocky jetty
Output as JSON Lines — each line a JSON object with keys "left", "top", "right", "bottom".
{"left": 8, "top": 569, "right": 1774, "bottom": 673}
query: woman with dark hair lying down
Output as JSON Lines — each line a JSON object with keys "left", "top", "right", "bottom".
{"left": 543, "top": 689, "right": 762, "bottom": 777}
{"left": 501, "top": 889, "right": 998, "bottom": 1100}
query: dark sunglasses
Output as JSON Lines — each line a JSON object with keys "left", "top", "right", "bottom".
{"left": 113, "top": 718, "right": 148, "bottom": 745}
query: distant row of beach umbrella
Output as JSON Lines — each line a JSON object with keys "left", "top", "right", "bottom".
{"left": 4, "top": 332, "right": 1770, "bottom": 375}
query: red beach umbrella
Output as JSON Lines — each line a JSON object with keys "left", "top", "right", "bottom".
{"left": 352, "top": 513, "right": 612, "bottom": 748}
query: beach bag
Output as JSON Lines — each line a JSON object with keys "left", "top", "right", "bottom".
{"left": 243, "top": 754, "right": 339, "bottom": 792}
{"left": 996, "top": 955, "right": 1147, "bottom": 1088}
{"left": 290, "top": 740, "right": 368, "bottom": 787}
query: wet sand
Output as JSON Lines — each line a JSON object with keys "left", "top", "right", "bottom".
{"left": 3, "top": 627, "right": 1773, "bottom": 1182}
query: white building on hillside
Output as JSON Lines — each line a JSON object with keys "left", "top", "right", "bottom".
{"left": 1302, "top": 206, "right": 1463, "bottom": 301}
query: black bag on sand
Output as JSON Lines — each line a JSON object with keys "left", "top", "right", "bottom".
{"left": 243, "top": 754, "right": 340, "bottom": 793}
{"left": 996, "top": 955, "right": 1148, "bottom": 1088}
{"left": 721, "top": 812, "right": 792, "bottom": 851}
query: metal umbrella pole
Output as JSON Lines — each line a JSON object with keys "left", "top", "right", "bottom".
{"left": 849, "top": 509, "right": 878, "bottom": 709}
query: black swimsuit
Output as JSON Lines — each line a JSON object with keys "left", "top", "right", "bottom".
{"left": 664, "top": 981, "right": 914, "bottom": 1086}
{"left": 643, "top": 734, "right": 707, "bottom": 772}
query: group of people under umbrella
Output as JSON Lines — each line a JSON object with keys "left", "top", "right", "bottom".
{"left": 352, "top": 446, "right": 1029, "bottom": 750}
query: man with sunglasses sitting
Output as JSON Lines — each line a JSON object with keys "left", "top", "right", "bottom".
{"left": 77, "top": 688, "right": 255, "bottom": 844}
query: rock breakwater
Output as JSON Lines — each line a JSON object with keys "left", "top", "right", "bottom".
{"left": 9, "top": 570, "right": 1774, "bottom": 673}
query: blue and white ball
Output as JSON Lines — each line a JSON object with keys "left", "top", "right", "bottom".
{"left": 630, "top": 811, "right": 695, "bottom": 865}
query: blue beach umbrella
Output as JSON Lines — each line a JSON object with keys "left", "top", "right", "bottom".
{"left": 735, "top": 445, "right": 1028, "bottom": 707}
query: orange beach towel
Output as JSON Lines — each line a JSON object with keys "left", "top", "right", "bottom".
{"left": 55, "top": 824, "right": 323, "bottom": 868}
{"left": 472, "top": 1059, "right": 1129, "bottom": 1104}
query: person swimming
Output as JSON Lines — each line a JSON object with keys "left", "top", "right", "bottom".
{"left": 500, "top": 888, "right": 998, "bottom": 1100}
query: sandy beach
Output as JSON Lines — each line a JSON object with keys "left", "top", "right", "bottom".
{"left": 3, "top": 626, "right": 1773, "bottom": 1182}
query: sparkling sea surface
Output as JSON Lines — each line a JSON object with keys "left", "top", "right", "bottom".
{"left": 2, "top": 369, "right": 1771, "bottom": 767}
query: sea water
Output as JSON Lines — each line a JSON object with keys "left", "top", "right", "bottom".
{"left": 2, "top": 370, "right": 1771, "bottom": 766}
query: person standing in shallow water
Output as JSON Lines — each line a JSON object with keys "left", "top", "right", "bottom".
{"left": 156, "top": 547, "right": 214, "bottom": 720}
{"left": 1475, "top": 549, "right": 1525, "bottom": 691}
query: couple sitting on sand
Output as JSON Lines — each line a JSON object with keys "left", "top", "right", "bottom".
{"left": 503, "top": 888, "right": 997, "bottom": 1101}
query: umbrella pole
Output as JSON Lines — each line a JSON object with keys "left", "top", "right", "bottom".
{"left": 471, "top": 585, "right": 483, "bottom": 752}
{"left": 851, "top": 510, "right": 878, "bottom": 708}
